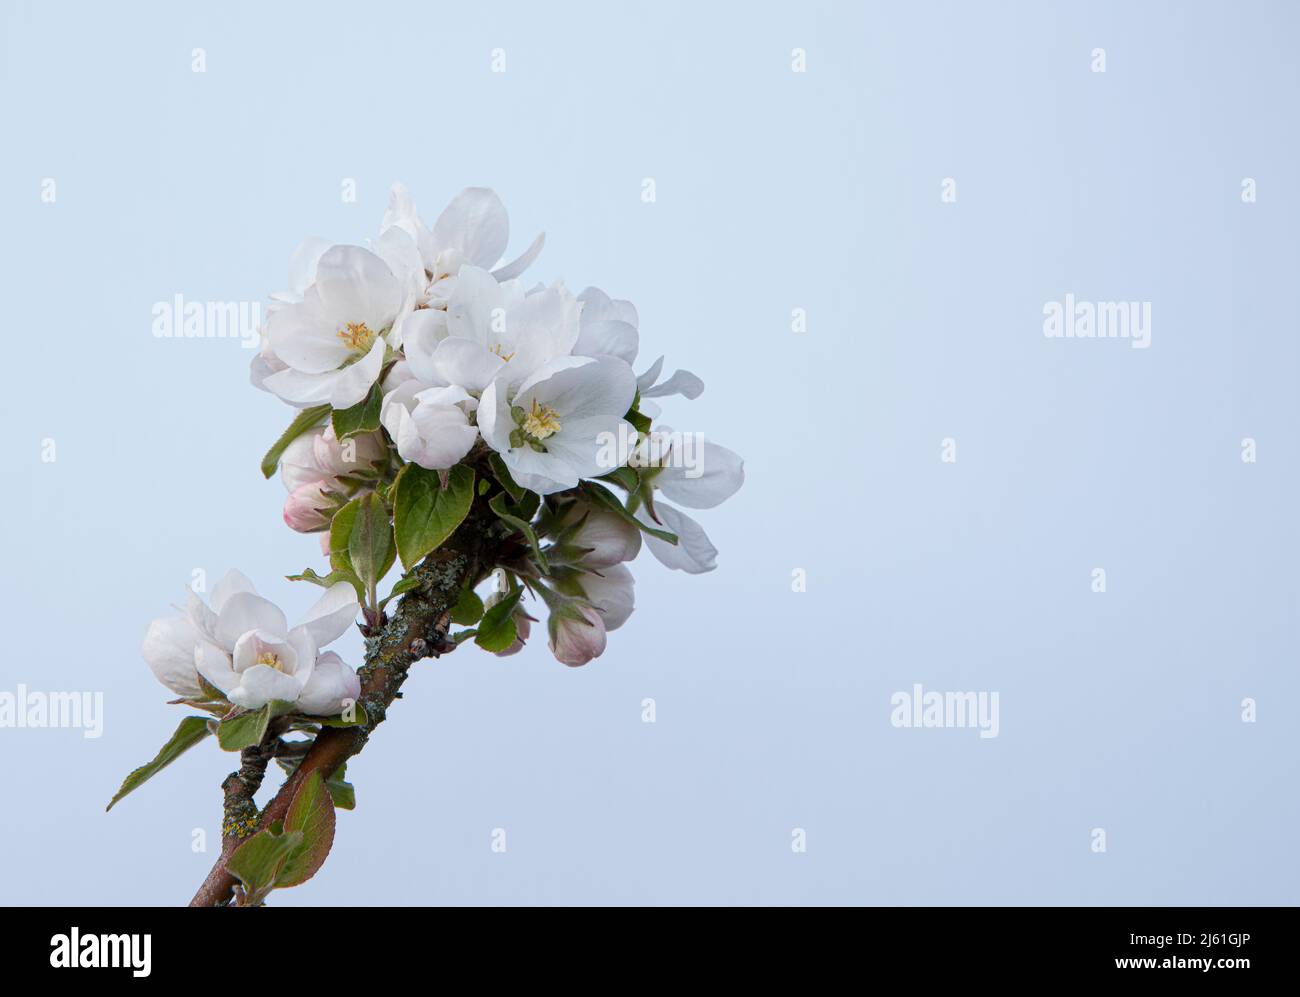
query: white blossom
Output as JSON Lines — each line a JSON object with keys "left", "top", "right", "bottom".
{"left": 478, "top": 356, "right": 636, "bottom": 495}
{"left": 143, "top": 570, "right": 362, "bottom": 715}
{"left": 262, "top": 245, "right": 404, "bottom": 409}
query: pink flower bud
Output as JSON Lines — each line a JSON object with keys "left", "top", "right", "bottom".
{"left": 548, "top": 604, "right": 607, "bottom": 667}
{"left": 568, "top": 507, "right": 641, "bottom": 567}
{"left": 283, "top": 481, "right": 332, "bottom": 533}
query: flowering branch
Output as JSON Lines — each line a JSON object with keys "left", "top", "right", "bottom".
{"left": 115, "top": 183, "right": 743, "bottom": 906}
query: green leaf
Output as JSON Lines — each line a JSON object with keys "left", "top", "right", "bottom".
{"left": 378, "top": 574, "right": 421, "bottom": 610}
{"left": 106, "top": 716, "right": 211, "bottom": 811}
{"left": 488, "top": 453, "right": 526, "bottom": 503}
{"left": 287, "top": 565, "right": 364, "bottom": 601}
{"left": 330, "top": 383, "right": 383, "bottom": 440}
{"left": 217, "top": 709, "right": 266, "bottom": 752}
{"left": 329, "top": 498, "right": 361, "bottom": 575}
{"left": 276, "top": 771, "right": 337, "bottom": 888}
{"left": 475, "top": 586, "right": 522, "bottom": 653}
{"left": 489, "top": 492, "right": 548, "bottom": 574}
{"left": 601, "top": 466, "right": 641, "bottom": 492}
{"left": 580, "top": 481, "right": 679, "bottom": 545}
{"left": 347, "top": 492, "right": 395, "bottom": 595}
{"left": 318, "top": 701, "right": 369, "bottom": 728}
{"left": 326, "top": 764, "right": 356, "bottom": 810}
{"left": 226, "top": 828, "right": 303, "bottom": 903}
{"left": 261, "top": 405, "right": 330, "bottom": 479}
{"left": 392, "top": 463, "right": 475, "bottom": 570}
{"left": 626, "top": 407, "right": 652, "bottom": 435}
{"left": 217, "top": 706, "right": 270, "bottom": 751}
{"left": 450, "top": 586, "right": 485, "bottom": 625}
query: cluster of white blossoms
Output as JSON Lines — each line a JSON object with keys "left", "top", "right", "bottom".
{"left": 127, "top": 186, "right": 745, "bottom": 906}
{"left": 142, "top": 183, "right": 744, "bottom": 720}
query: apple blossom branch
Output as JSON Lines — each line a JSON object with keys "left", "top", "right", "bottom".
{"left": 120, "top": 182, "right": 744, "bottom": 907}
{"left": 189, "top": 523, "right": 496, "bottom": 907}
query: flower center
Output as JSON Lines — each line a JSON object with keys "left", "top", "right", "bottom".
{"left": 337, "top": 321, "right": 377, "bottom": 354}
{"left": 490, "top": 342, "right": 516, "bottom": 362}
{"left": 522, "top": 399, "right": 562, "bottom": 440}
{"left": 256, "top": 651, "right": 286, "bottom": 673}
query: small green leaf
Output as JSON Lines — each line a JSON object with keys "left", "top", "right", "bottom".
{"left": 348, "top": 492, "right": 395, "bottom": 596}
{"left": 392, "top": 464, "right": 475, "bottom": 570}
{"left": 330, "top": 383, "right": 382, "bottom": 440}
{"left": 451, "top": 586, "right": 485, "bottom": 625}
{"left": 106, "top": 716, "right": 210, "bottom": 811}
{"left": 217, "top": 706, "right": 270, "bottom": 751}
{"left": 489, "top": 492, "right": 548, "bottom": 573}
{"left": 488, "top": 453, "right": 526, "bottom": 502}
{"left": 261, "top": 405, "right": 330, "bottom": 479}
{"left": 475, "top": 586, "right": 522, "bottom": 653}
{"left": 276, "top": 771, "right": 337, "bottom": 888}
{"left": 580, "top": 481, "right": 678, "bottom": 545}
{"left": 226, "top": 828, "right": 303, "bottom": 903}
{"left": 326, "top": 764, "right": 356, "bottom": 810}
{"left": 318, "top": 702, "right": 369, "bottom": 728}
{"left": 601, "top": 466, "right": 641, "bottom": 492}
{"left": 329, "top": 498, "right": 361, "bottom": 575}
{"left": 626, "top": 407, "right": 652, "bottom": 435}
{"left": 379, "top": 574, "right": 421, "bottom": 610}
{"left": 287, "top": 566, "right": 364, "bottom": 601}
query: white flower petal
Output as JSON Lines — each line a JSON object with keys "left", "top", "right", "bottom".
{"left": 312, "top": 245, "right": 403, "bottom": 331}
{"left": 400, "top": 309, "right": 451, "bottom": 383}
{"left": 296, "top": 583, "right": 359, "bottom": 648}
{"left": 214, "top": 592, "right": 288, "bottom": 649}
{"left": 295, "top": 651, "right": 362, "bottom": 716}
{"left": 491, "top": 230, "right": 545, "bottom": 282}
{"left": 229, "top": 665, "right": 304, "bottom": 710}
{"left": 284, "top": 237, "right": 333, "bottom": 299}
{"left": 636, "top": 356, "right": 665, "bottom": 394}
{"left": 371, "top": 226, "right": 427, "bottom": 302}
{"left": 186, "top": 589, "right": 218, "bottom": 638}
{"left": 327, "top": 339, "right": 387, "bottom": 409}
{"left": 637, "top": 502, "right": 717, "bottom": 574}
{"left": 209, "top": 570, "right": 257, "bottom": 613}
{"left": 287, "top": 627, "right": 318, "bottom": 688}
{"left": 195, "top": 639, "right": 239, "bottom": 694}
{"left": 641, "top": 368, "right": 704, "bottom": 400}
{"left": 429, "top": 337, "right": 505, "bottom": 392}
{"left": 433, "top": 187, "right": 509, "bottom": 269}
{"left": 142, "top": 616, "right": 204, "bottom": 698}
{"left": 655, "top": 439, "right": 745, "bottom": 510}
{"left": 581, "top": 562, "right": 635, "bottom": 631}
{"left": 265, "top": 295, "right": 349, "bottom": 374}
{"left": 406, "top": 404, "right": 479, "bottom": 469}
{"left": 232, "top": 629, "right": 298, "bottom": 678}
{"left": 574, "top": 319, "right": 638, "bottom": 364}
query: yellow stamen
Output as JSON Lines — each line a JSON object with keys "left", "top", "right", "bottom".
{"left": 337, "top": 321, "right": 377, "bottom": 353}
{"left": 522, "top": 398, "right": 562, "bottom": 440}
{"left": 256, "top": 652, "right": 285, "bottom": 673}
{"left": 490, "top": 343, "right": 516, "bottom": 362}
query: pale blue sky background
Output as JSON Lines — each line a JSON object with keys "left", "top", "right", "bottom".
{"left": 2, "top": 0, "right": 1297, "bottom": 905}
